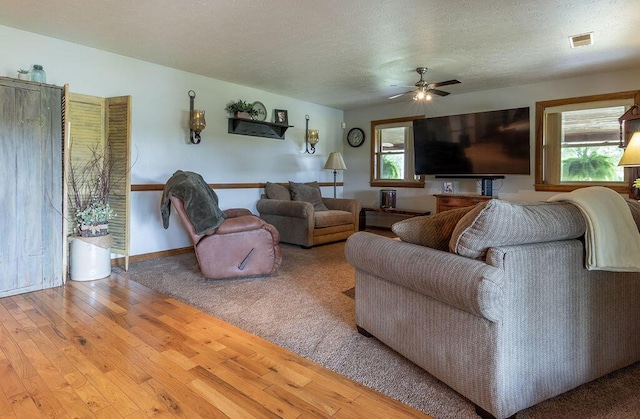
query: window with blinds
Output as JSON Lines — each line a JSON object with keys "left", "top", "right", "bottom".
{"left": 535, "top": 91, "right": 638, "bottom": 192}
{"left": 370, "top": 116, "right": 425, "bottom": 188}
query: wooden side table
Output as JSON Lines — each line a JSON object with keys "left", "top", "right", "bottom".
{"left": 359, "top": 207, "right": 431, "bottom": 230}
{"left": 434, "top": 194, "right": 496, "bottom": 213}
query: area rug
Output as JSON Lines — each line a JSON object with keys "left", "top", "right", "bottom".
{"left": 118, "top": 241, "right": 640, "bottom": 418}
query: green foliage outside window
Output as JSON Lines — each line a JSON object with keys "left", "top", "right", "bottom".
{"left": 381, "top": 155, "right": 402, "bottom": 179}
{"left": 561, "top": 147, "right": 623, "bottom": 182}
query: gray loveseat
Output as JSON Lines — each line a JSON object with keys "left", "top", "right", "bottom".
{"left": 345, "top": 199, "right": 640, "bottom": 418}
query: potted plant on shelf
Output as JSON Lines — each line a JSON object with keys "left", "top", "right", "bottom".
{"left": 17, "top": 69, "right": 29, "bottom": 80}
{"left": 225, "top": 100, "right": 258, "bottom": 119}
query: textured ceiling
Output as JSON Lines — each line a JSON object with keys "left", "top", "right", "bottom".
{"left": 2, "top": 0, "right": 639, "bottom": 109}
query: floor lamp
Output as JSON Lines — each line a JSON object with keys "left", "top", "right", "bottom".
{"left": 324, "top": 152, "right": 347, "bottom": 198}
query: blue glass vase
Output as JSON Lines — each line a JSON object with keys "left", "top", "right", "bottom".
{"left": 30, "top": 65, "right": 46, "bottom": 83}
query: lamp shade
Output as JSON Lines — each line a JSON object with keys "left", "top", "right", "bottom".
{"left": 618, "top": 132, "right": 640, "bottom": 166}
{"left": 324, "top": 152, "right": 347, "bottom": 170}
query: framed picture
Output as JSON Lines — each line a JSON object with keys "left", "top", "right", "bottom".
{"left": 443, "top": 182, "right": 454, "bottom": 194}
{"left": 274, "top": 109, "right": 288, "bottom": 125}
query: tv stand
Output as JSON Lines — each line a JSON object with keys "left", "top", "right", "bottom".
{"left": 435, "top": 175, "right": 504, "bottom": 196}
{"left": 434, "top": 194, "right": 496, "bottom": 213}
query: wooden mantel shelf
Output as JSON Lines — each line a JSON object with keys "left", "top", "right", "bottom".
{"left": 228, "top": 117, "right": 293, "bottom": 140}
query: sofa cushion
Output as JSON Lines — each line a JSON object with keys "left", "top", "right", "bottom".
{"left": 265, "top": 182, "right": 291, "bottom": 200}
{"left": 450, "top": 199, "right": 586, "bottom": 259}
{"left": 391, "top": 206, "right": 475, "bottom": 251}
{"left": 290, "top": 181, "right": 329, "bottom": 211}
{"left": 314, "top": 210, "right": 353, "bottom": 228}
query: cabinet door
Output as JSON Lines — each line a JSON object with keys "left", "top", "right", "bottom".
{"left": 0, "top": 78, "right": 63, "bottom": 296}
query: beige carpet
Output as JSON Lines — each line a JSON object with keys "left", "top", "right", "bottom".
{"left": 118, "top": 239, "right": 640, "bottom": 418}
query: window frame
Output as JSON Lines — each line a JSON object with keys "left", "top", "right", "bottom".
{"left": 370, "top": 115, "right": 425, "bottom": 188}
{"left": 535, "top": 90, "right": 640, "bottom": 193}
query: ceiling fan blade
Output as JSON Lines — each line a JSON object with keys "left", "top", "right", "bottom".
{"left": 429, "top": 79, "right": 461, "bottom": 88}
{"left": 389, "top": 90, "right": 413, "bottom": 100}
{"left": 427, "top": 88, "right": 450, "bottom": 96}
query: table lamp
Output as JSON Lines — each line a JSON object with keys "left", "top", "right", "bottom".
{"left": 618, "top": 131, "right": 640, "bottom": 198}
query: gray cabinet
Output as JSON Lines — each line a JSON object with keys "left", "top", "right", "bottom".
{"left": 0, "top": 77, "right": 63, "bottom": 296}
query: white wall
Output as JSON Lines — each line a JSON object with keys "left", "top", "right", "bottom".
{"left": 4, "top": 24, "right": 638, "bottom": 252}
{"left": 0, "top": 25, "right": 345, "bottom": 256}
{"left": 343, "top": 68, "right": 640, "bottom": 221}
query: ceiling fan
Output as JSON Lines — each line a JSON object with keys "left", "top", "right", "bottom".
{"left": 389, "top": 67, "right": 461, "bottom": 101}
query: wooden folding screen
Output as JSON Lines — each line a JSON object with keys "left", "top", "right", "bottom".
{"left": 66, "top": 92, "right": 131, "bottom": 269}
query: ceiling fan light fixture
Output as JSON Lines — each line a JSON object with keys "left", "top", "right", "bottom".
{"left": 413, "top": 88, "right": 432, "bottom": 101}
{"left": 390, "top": 66, "right": 460, "bottom": 101}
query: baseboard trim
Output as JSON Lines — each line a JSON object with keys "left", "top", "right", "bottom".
{"left": 111, "top": 247, "right": 193, "bottom": 269}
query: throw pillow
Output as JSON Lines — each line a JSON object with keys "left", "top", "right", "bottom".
{"left": 289, "top": 181, "right": 329, "bottom": 211}
{"left": 265, "top": 182, "right": 291, "bottom": 200}
{"left": 391, "top": 206, "right": 475, "bottom": 251}
{"left": 450, "top": 199, "right": 586, "bottom": 259}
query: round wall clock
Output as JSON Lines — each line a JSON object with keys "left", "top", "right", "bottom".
{"left": 347, "top": 127, "right": 365, "bottom": 147}
{"left": 252, "top": 101, "right": 267, "bottom": 121}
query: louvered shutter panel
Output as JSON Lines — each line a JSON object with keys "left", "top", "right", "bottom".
{"left": 106, "top": 96, "right": 131, "bottom": 259}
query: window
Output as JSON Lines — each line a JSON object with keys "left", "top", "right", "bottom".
{"left": 370, "top": 116, "right": 425, "bottom": 188}
{"left": 535, "top": 91, "right": 639, "bottom": 192}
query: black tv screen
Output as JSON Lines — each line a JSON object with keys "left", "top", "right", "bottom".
{"left": 413, "top": 107, "right": 531, "bottom": 176}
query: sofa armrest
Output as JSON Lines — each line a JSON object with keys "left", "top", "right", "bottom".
{"left": 323, "top": 197, "right": 361, "bottom": 215}
{"left": 345, "top": 232, "right": 505, "bottom": 322}
{"left": 256, "top": 198, "right": 314, "bottom": 219}
{"left": 224, "top": 208, "right": 253, "bottom": 218}
{"left": 214, "top": 215, "right": 264, "bottom": 235}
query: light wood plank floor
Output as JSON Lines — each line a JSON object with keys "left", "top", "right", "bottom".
{"left": 0, "top": 275, "right": 431, "bottom": 418}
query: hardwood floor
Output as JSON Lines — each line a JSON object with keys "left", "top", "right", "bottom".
{"left": 0, "top": 275, "right": 430, "bottom": 418}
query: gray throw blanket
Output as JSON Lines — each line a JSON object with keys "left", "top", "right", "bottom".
{"left": 160, "top": 170, "right": 227, "bottom": 235}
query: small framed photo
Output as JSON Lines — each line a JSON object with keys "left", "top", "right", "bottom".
{"left": 443, "top": 182, "right": 454, "bottom": 194}
{"left": 274, "top": 109, "right": 288, "bottom": 125}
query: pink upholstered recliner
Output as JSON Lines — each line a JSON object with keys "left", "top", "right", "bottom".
{"left": 170, "top": 195, "right": 282, "bottom": 279}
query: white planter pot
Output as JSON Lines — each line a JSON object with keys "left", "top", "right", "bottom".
{"left": 69, "top": 235, "right": 112, "bottom": 281}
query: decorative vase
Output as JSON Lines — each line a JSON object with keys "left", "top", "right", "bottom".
{"left": 69, "top": 234, "right": 112, "bottom": 281}
{"left": 79, "top": 222, "right": 109, "bottom": 237}
{"left": 30, "top": 65, "right": 46, "bottom": 83}
{"left": 17, "top": 72, "right": 29, "bottom": 80}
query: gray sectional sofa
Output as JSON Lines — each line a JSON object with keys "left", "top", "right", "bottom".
{"left": 345, "top": 199, "right": 640, "bottom": 418}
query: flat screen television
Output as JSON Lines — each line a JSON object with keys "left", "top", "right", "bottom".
{"left": 413, "top": 107, "right": 531, "bottom": 177}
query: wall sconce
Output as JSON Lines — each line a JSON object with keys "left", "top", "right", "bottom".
{"left": 305, "top": 114, "right": 319, "bottom": 154}
{"left": 188, "top": 90, "right": 206, "bottom": 144}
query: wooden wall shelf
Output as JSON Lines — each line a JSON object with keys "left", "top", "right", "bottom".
{"left": 228, "top": 118, "right": 293, "bottom": 140}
